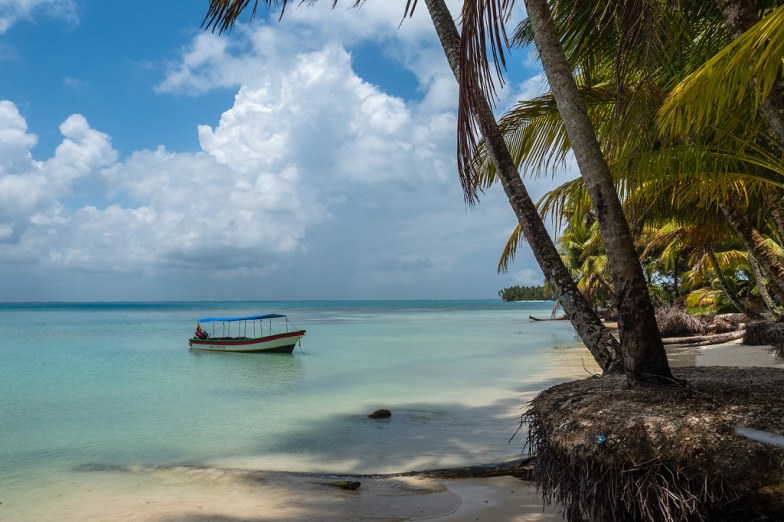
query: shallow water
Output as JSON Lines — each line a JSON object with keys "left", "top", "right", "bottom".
{"left": 0, "top": 300, "right": 592, "bottom": 519}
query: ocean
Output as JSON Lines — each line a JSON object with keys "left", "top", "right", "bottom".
{"left": 0, "top": 300, "right": 597, "bottom": 519}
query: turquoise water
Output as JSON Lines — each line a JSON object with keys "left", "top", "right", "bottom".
{"left": 0, "top": 300, "right": 590, "bottom": 517}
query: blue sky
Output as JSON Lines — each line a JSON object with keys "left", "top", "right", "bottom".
{"left": 0, "top": 0, "right": 566, "bottom": 301}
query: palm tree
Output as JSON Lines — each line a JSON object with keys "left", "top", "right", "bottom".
{"left": 475, "top": 0, "right": 673, "bottom": 384}
{"left": 200, "top": 0, "right": 626, "bottom": 374}
{"left": 421, "top": 0, "right": 626, "bottom": 374}
{"left": 713, "top": 1, "right": 784, "bottom": 144}
{"left": 473, "top": 1, "right": 784, "bottom": 323}
{"left": 409, "top": 0, "right": 676, "bottom": 384}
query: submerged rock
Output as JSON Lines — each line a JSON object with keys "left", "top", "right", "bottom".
{"left": 368, "top": 408, "right": 391, "bottom": 419}
{"left": 323, "top": 480, "right": 361, "bottom": 490}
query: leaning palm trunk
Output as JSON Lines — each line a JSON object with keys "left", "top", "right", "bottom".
{"left": 523, "top": 0, "right": 672, "bottom": 385}
{"left": 714, "top": 0, "right": 784, "bottom": 146}
{"left": 424, "top": 0, "right": 622, "bottom": 374}
{"left": 756, "top": 258, "right": 784, "bottom": 310}
{"left": 202, "top": 0, "right": 623, "bottom": 374}
{"left": 720, "top": 200, "right": 784, "bottom": 309}
{"left": 706, "top": 245, "right": 760, "bottom": 318}
{"left": 749, "top": 256, "right": 782, "bottom": 319}
{"left": 765, "top": 191, "right": 784, "bottom": 242}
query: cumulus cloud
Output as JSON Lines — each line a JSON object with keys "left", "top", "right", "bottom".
{"left": 0, "top": 99, "right": 38, "bottom": 175}
{"left": 0, "top": 0, "right": 78, "bottom": 34}
{"left": 1, "top": 0, "right": 547, "bottom": 299}
{"left": 0, "top": 102, "right": 115, "bottom": 248}
{"left": 158, "top": 1, "right": 457, "bottom": 95}
{"left": 0, "top": 32, "right": 459, "bottom": 282}
{"left": 0, "top": 100, "right": 324, "bottom": 274}
{"left": 0, "top": 103, "right": 113, "bottom": 216}
{"left": 197, "top": 44, "right": 455, "bottom": 187}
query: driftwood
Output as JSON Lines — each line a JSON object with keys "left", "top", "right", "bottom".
{"left": 394, "top": 458, "right": 534, "bottom": 480}
{"left": 662, "top": 330, "right": 744, "bottom": 346}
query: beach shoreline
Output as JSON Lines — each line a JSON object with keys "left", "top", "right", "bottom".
{"left": 8, "top": 340, "right": 781, "bottom": 521}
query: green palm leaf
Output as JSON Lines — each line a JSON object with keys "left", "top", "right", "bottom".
{"left": 659, "top": 5, "right": 784, "bottom": 137}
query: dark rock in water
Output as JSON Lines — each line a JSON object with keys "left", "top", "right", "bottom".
{"left": 323, "top": 480, "right": 361, "bottom": 490}
{"left": 368, "top": 408, "right": 391, "bottom": 418}
{"left": 72, "top": 463, "right": 129, "bottom": 473}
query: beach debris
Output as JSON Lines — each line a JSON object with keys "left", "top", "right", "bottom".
{"left": 736, "top": 427, "right": 784, "bottom": 448}
{"left": 323, "top": 480, "right": 361, "bottom": 490}
{"left": 368, "top": 408, "right": 392, "bottom": 419}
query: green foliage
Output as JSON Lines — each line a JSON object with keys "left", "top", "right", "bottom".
{"left": 498, "top": 285, "right": 553, "bottom": 301}
{"left": 659, "top": 5, "right": 784, "bottom": 139}
{"left": 647, "top": 282, "right": 675, "bottom": 308}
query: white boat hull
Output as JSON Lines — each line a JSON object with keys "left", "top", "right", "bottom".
{"left": 188, "top": 330, "right": 305, "bottom": 353}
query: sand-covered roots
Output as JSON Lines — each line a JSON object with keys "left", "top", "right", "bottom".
{"left": 526, "top": 366, "right": 784, "bottom": 521}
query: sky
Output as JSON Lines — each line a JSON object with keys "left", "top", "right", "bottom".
{"left": 0, "top": 0, "right": 569, "bottom": 302}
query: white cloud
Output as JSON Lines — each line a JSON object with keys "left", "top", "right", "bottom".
{"left": 158, "top": 1, "right": 459, "bottom": 96}
{"left": 45, "top": 114, "right": 116, "bottom": 186}
{"left": 0, "top": 99, "right": 38, "bottom": 175}
{"left": 0, "top": 0, "right": 557, "bottom": 299}
{"left": 0, "top": 0, "right": 78, "bottom": 34}
{"left": 197, "top": 44, "right": 454, "bottom": 187}
{"left": 0, "top": 103, "right": 116, "bottom": 248}
{"left": 514, "top": 72, "right": 548, "bottom": 103}
{"left": 0, "top": 34, "right": 460, "bottom": 284}
{"left": 513, "top": 267, "right": 544, "bottom": 286}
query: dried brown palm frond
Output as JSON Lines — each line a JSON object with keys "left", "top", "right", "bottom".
{"left": 454, "top": 1, "right": 513, "bottom": 205}
{"left": 203, "top": 0, "right": 352, "bottom": 34}
{"left": 655, "top": 304, "right": 706, "bottom": 337}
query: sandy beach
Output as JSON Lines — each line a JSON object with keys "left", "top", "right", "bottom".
{"left": 14, "top": 340, "right": 781, "bottom": 522}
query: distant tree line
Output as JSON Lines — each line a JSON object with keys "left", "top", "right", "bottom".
{"left": 498, "top": 285, "right": 553, "bottom": 302}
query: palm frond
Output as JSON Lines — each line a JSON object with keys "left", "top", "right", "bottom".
{"left": 497, "top": 224, "right": 525, "bottom": 273}
{"left": 202, "top": 0, "right": 350, "bottom": 33}
{"left": 455, "top": 0, "right": 514, "bottom": 205}
{"left": 659, "top": 5, "right": 784, "bottom": 137}
{"left": 536, "top": 177, "right": 591, "bottom": 235}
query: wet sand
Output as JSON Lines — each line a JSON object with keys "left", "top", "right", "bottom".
{"left": 9, "top": 465, "right": 564, "bottom": 521}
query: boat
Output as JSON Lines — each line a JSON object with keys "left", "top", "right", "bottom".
{"left": 188, "top": 313, "right": 306, "bottom": 353}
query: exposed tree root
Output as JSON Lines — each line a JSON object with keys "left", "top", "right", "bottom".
{"left": 525, "top": 367, "right": 784, "bottom": 521}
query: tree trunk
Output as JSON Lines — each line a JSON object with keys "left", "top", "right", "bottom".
{"left": 715, "top": 0, "right": 784, "bottom": 146}
{"left": 706, "top": 245, "right": 760, "bottom": 318}
{"left": 755, "top": 254, "right": 784, "bottom": 310}
{"left": 720, "top": 200, "right": 784, "bottom": 305}
{"left": 523, "top": 0, "right": 673, "bottom": 385}
{"left": 749, "top": 256, "right": 782, "bottom": 319}
{"left": 765, "top": 191, "right": 784, "bottom": 242}
{"left": 423, "top": 0, "right": 623, "bottom": 374}
{"left": 672, "top": 253, "right": 679, "bottom": 302}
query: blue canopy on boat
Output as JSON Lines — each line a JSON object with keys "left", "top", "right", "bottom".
{"left": 197, "top": 314, "right": 287, "bottom": 323}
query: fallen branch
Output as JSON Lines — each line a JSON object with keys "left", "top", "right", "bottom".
{"left": 662, "top": 330, "right": 744, "bottom": 346}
